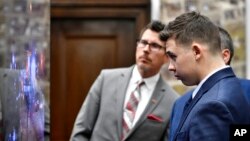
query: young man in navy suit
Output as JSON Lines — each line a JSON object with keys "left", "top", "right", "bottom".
{"left": 162, "top": 11, "right": 250, "bottom": 141}
{"left": 168, "top": 26, "right": 250, "bottom": 141}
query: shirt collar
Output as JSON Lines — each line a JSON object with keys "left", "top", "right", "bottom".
{"left": 192, "top": 65, "right": 230, "bottom": 99}
{"left": 132, "top": 65, "right": 160, "bottom": 90}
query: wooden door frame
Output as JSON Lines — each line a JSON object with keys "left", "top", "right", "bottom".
{"left": 51, "top": 0, "right": 150, "bottom": 38}
{"left": 51, "top": 0, "right": 150, "bottom": 140}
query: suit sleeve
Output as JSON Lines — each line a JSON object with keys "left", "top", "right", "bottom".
{"left": 70, "top": 71, "right": 103, "bottom": 141}
{"left": 189, "top": 101, "right": 233, "bottom": 141}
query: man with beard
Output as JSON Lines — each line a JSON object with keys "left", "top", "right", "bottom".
{"left": 70, "top": 20, "right": 179, "bottom": 141}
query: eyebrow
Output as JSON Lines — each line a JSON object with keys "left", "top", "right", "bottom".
{"left": 166, "top": 51, "right": 175, "bottom": 56}
{"left": 141, "top": 39, "right": 164, "bottom": 47}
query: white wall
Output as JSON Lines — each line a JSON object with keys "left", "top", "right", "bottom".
{"left": 151, "top": 0, "right": 161, "bottom": 20}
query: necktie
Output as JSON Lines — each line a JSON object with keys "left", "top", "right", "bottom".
{"left": 122, "top": 80, "right": 144, "bottom": 139}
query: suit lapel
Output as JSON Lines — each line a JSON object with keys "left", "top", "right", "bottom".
{"left": 115, "top": 66, "right": 134, "bottom": 139}
{"left": 173, "top": 67, "right": 235, "bottom": 140}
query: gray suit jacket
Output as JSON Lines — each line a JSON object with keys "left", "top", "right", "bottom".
{"left": 70, "top": 66, "right": 179, "bottom": 141}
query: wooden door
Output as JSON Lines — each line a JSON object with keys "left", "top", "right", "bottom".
{"left": 51, "top": 0, "right": 150, "bottom": 140}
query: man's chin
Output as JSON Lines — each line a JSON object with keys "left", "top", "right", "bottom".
{"left": 137, "top": 64, "right": 150, "bottom": 72}
{"left": 181, "top": 80, "right": 195, "bottom": 86}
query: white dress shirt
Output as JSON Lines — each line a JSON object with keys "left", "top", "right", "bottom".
{"left": 124, "top": 65, "right": 159, "bottom": 127}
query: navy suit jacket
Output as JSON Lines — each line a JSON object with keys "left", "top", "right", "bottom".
{"left": 239, "top": 78, "right": 250, "bottom": 104}
{"left": 169, "top": 91, "right": 192, "bottom": 141}
{"left": 169, "top": 67, "right": 250, "bottom": 141}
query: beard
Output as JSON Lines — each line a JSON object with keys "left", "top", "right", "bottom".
{"left": 137, "top": 62, "right": 158, "bottom": 78}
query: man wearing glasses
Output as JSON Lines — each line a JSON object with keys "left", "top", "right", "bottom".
{"left": 70, "top": 21, "right": 179, "bottom": 141}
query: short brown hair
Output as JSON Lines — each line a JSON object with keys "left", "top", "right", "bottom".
{"left": 161, "top": 11, "right": 221, "bottom": 53}
{"left": 139, "top": 20, "right": 167, "bottom": 41}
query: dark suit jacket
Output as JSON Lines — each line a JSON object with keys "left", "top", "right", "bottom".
{"left": 168, "top": 91, "right": 192, "bottom": 141}
{"left": 171, "top": 67, "right": 250, "bottom": 141}
{"left": 239, "top": 78, "right": 250, "bottom": 104}
{"left": 169, "top": 77, "right": 250, "bottom": 141}
{"left": 70, "top": 66, "right": 179, "bottom": 141}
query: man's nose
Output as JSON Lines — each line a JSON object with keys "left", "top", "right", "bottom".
{"left": 143, "top": 44, "right": 151, "bottom": 52}
{"left": 168, "top": 62, "right": 175, "bottom": 72}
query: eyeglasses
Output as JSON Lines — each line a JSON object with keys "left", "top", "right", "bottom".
{"left": 137, "top": 39, "right": 165, "bottom": 52}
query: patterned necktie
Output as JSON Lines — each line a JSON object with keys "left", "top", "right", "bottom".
{"left": 122, "top": 80, "right": 144, "bottom": 139}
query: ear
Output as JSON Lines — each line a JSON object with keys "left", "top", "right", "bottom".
{"left": 191, "top": 43, "right": 202, "bottom": 60}
{"left": 222, "top": 49, "right": 230, "bottom": 65}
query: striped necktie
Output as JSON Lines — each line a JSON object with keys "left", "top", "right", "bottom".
{"left": 122, "top": 80, "right": 144, "bottom": 140}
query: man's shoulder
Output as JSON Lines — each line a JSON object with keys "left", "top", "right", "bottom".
{"left": 101, "top": 66, "right": 134, "bottom": 75}
{"left": 239, "top": 78, "right": 250, "bottom": 86}
{"left": 238, "top": 78, "right": 250, "bottom": 103}
{"left": 159, "top": 77, "right": 179, "bottom": 98}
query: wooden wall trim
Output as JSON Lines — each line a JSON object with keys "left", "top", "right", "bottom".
{"left": 51, "top": 1, "right": 151, "bottom": 19}
{"left": 51, "top": 0, "right": 150, "bottom": 7}
{"left": 52, "top": 8, "right": 147, "bottom": 18}
{"left": 51, "top": 0, "right": 151, "bottom": 42}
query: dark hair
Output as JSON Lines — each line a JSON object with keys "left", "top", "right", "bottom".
{"left": 139, "top": 20, "right": 167, "bottom": 41}
{"left": 160, "top": 11, "right": 221, "bottom": 53}
{"left": 218, "top": 26, "right": 234, "bottom": 65}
